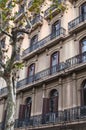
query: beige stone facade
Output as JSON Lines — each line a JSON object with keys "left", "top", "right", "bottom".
{"left": 0, "top": 0, "right": 86, "bottom": 130}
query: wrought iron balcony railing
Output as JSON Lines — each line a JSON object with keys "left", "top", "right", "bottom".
{"left": 17, "top": 62, "right": 65, "bottom": 88}
{"left": 0, "top": 106, "right": 84, "bottom": 129}
{"left": 0, "top": 52, "right": 86, "bottom": 95}
{"left": 13, "top": 106, "right": 86, "bottom": 128}
{"left": 22, "top": 27, "right": 66, "bottom": 57}
{"left": 18, "top": 51, "right": 86, "bottom": 88}
{"left": 0, "top": 51, "right": 86, "bottom": 95}
{"left": 68, "top": 13, "right": 86, "bottom": 30}
{"left": 25, "top": 15, "right": 43, "bottom": 29}
{"left": 44, "top": 0, "right": 65, "bottom": 18}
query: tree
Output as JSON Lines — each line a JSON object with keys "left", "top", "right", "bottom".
{"left": 0, "top": 0, "right": 66, "bottom": 130}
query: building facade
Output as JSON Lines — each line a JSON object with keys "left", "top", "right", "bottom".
{"left": 0, "top": 0, "right": 86, "bottom": 130}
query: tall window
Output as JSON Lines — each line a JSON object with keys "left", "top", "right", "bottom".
{"left": 49, "top": 89, "right": 58, "bottom": 112}
{"left": 27, "top": 64, "right": 35, "bottom": 82}
{"left": 25, "top": 97, "right": 32, "bottom": 119}
{"left": 81, "top": 80, "right": 86, "bottom": 106}
{"left": 80, "top": 2, "right": 86, "bottom": 15}
{"left": 51, "top": 52, "right": 59, "bottom": 73}
{"left": 18, "top": 97, "right": 32, "bottom": 123}
{"left": 52, "top": 21, "right": 60, "bottom": 37}
{"left": 80, "top": 2, "right": 86, "bottom": 21}
{"left": 80, "top": 37, "right": 86, "bottom": 53}
{"left": 0, "top": 39, "right": 5, "bottom": 48}
{"left": 30, "top": 35, "right": 38, "bottom": 51}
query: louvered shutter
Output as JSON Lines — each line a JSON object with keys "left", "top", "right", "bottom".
{"left": 80, "top": 88, "right": 84, "bottom": 106}
{"left": 42, "top": 98, "right": 49, "bottom": 115}
{"left": 53, "top": 96, "right": 58, "bottom": 112}
{"left": 2, "top": 110, "right": 7, "bottom": 130}
{"left": 18, "top": 104, "right": 27, "bottom": 120}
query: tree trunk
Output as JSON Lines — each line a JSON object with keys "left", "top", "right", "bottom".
{"left": 4, "top": 77, "right": 16, "bottom": 130}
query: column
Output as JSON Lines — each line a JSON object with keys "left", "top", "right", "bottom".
{"left": 72, "top": 73, "right": 78, "bottom": 107}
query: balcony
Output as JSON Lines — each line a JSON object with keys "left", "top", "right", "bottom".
{"left": 0, "top": 51, "right": 86, "bottom": 96}
{"left": 25, "top": 15, "right": 43, "bottom": 31}
{"left": 14, "top": 7, "right": 24, "bottom": 22}
{"left": 18, "top": 51, "right": 86, "bottom": 89}
{"left": 44, "top": 0, "right": 65, "bottom": 19}
{"left": 14, "top": 106, "right": 86, "bottom": 128}
{"left": 68, "top": 13, "right": 86, "bottom": 33}
{"left": 0, "top": 106, "right": 85, "bottom": 129}
{"left": 22, "top": 27, "right": 66, "bottom": 59}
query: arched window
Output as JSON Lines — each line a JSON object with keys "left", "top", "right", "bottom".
{"left": 50, "top": 52, "right": 59, "bottom": 73}
{"left": 52, "top": 21, "right": 60, "bottom": 37}
{"left": 81, "top": 80, "right": 86, "bottom": 106}
{"left": 30, "top": 35, "right": 38, "bottom": 51}
{"left": 80, "top": 37, "right": 86, "bottom": 53}
{"left": 27, "top": 63, "right": 35, "bottom": 82}
{"left": 18, "top": 97, "right": 32, "bottom": 122}
{"left": 49, "top": 89, "right": 58, "bottom": 112}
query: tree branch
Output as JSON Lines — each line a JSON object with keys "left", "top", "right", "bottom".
{"left": 16, "top": 28, "right": 29, "bottom": 34}
{"left": 0, "top": 70, "right": 4, "bottom": 77}
{"left": 0, "top": 61, "right": 5, "bottom": 68}
{"left": 0, "top": 29, "right": 12, "bottom": 38}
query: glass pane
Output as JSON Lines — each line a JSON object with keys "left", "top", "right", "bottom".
{"left": 81, "top": 38, "right": 86, "bottom": 53}
{"left": 51, "top": 52, "right": 59, "bottom": 66}
{"left": 29, "top": 64, "right": 35, "bottom": 76}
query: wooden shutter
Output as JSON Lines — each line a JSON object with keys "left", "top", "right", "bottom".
{"left": 2, "top": 109, "right": 7, "bottom": 130}
{"left": 80, "top": 88, "right": 84, "bottom": 106}
{"left": 42, "top": 98, "right": 49, "bottom": 115}
{"left": 18, "top": 104, "right": 27, "bottom": 120}
{"left": 53, "top": 96, "right": 58, "bottom": 112}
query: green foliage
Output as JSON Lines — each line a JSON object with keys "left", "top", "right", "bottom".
{"left": 29, "top": 0, "right": 45, "bottom": 14}
{"left": 13, "top": 62, "right": 24, "bottom": 69}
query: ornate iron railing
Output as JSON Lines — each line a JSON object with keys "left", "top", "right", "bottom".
{"left": 68, "top": 13, "right": 86, "bottom": 30}
{"left": 44, "top": 0, "right": 65, "bottom": 17}
{"left": 1, "top": 106, "right": 86, "bottom": 129}
{"left": 22, "top": 27, "right": 66, "bottom": 57}
{"left": 0, "top": 52, "right": 86, "bottom": 94}
{"left": 25, "top": 15, "right": 43, "bottom": 29}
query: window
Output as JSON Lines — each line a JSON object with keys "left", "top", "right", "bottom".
{"left": 80, "top": 2, "right": 86, "bottom": 15}
{"left": 80, "top": 2, "right": 86, "bottom": 21}
{"left": 25, "top": 97, "right": 32, "bottom": 119}
{"left": 81, "top": 80, "right": 86, "bottom": 106}
{"left": 18, "top": 97, "right": 32, "bottom": 122}
{"left": 52, "top": 21, "right": 60, "bottom": 37}
{"left": 80, "top": 37, "right": 86, "bottom": 53}
{"left": 42, "top": 89, "right": 58, "bottom": 123}
{"left": 0, "top": 39, "right": 5, "bottom": 48}
{"left": 49, "top": 89, "right": 58, "bottom": 112}
{"left": 27, "top": 64, "right": 35, "bottom": 82}
{"left": 50, "top": 52, "right": 59, "bottom": 74}
{"left": 30, "top": 35, "right": 38, "bottom": 51}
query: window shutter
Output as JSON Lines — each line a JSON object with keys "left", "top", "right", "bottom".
{"left": 19, "top": 105, "right": 27, "bottom": 120}
{"left": 80, "top": 88, "right": 84, "bottom": 106}
{"left": 42, "top": 98, "right": 49, "bottom": 115}
{"left": 2, "top": 110, "right": 7, "bottom": 129}
{"left": 53, "top": 96, "right": 58, "bottom": 112}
